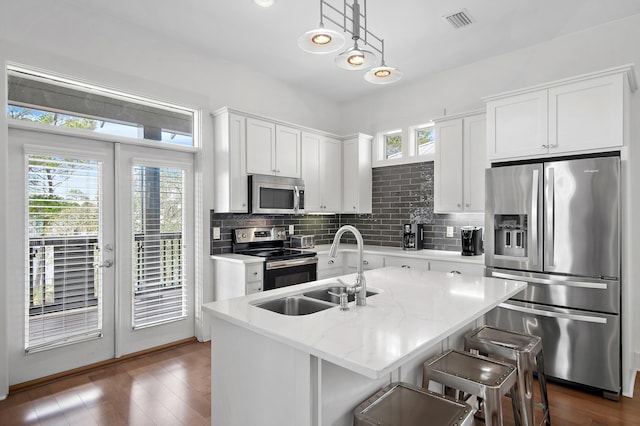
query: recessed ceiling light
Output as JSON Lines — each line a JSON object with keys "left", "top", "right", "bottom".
{"left": 254, "top": 0, "right": 276, "bottom": 7}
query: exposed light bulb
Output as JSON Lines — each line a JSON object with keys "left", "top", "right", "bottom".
{"left": 312, "top": 33, "right": 332, "bottom": 45}
{"left": 374, "top": 69, "right": 391, "bottom": 78}
{"left": 347, "top": 52, "right": 365, "bottom": 66}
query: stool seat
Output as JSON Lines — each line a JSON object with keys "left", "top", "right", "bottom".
{"left": 423, "top": 350, "right": 518, "bottom": 426}
{"left": 354, "top": 382, "right": 474, "bottom": 426}
{"left": 465, "top": 326, "right": 551, "bottom": 426}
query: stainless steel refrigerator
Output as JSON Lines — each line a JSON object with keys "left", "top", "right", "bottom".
{"left": 485, "top": 155, "right": 621, "bottom": 399}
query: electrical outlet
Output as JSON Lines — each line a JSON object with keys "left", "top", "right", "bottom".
{"left": 213, "top": 227, "right": 221, "bottom": 240}
{"left": 289, "top": 224, "right": 295, "bottom": 235}
{"left": 446, "top": 226, "right": 454, "bottom": 238}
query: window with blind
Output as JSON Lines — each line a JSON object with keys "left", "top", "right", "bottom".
{"left": 132, "top": 165, "right": 186, "bottom": 329}
{"left": 26, "top": 155, "right": 103, "bottom": 352}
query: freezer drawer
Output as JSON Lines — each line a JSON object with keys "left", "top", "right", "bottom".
{"left": 488, "top": 268, "right": 619, "bottom": 314}
{"left": 486, "top": 300, "right": 620, "bottom": 396}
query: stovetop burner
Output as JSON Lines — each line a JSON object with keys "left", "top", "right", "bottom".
{"left": 232, "top": 226, "right": 316, "bottom": 261}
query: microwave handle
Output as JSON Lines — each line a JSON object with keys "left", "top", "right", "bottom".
{"left": 293, "top": 186, "right": 300, "bottom": 214}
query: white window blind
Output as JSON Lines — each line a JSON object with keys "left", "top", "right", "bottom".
{"left": 26, "top": 155, "right": 103, "bottom": 352}
{"left": 132, "top": 165, "right": 186, "bottom": 329}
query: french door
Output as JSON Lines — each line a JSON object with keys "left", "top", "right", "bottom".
{"left": 7, "top": 128, "right": 194, "bottom": 385}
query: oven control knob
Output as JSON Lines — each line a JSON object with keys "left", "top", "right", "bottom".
{"left": 241, "top": 233, "right": 247, "bottom": 239}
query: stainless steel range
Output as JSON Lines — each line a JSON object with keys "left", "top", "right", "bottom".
{"left": 233, "top": 227, "right": 317, "bottom": 291}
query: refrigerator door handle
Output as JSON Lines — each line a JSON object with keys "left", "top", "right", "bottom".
{"left": 491, "top": 271, "right": 609, "bottom": 289}
{"left": 498, "top": 302, "right": 607, "bottom": 324}
{"left": 547, "top": 167, "right": 555, "bottom": 267}
{"left": 531, "top": 169, "right": 539, "bottom": 267}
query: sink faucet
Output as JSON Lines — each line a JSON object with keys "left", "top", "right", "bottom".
{"left": 329, "top": 225, "right": 367, "bottom": 306}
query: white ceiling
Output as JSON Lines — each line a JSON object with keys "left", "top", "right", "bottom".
{"left": 4, "top": 0, "right": 640, "bottom": 103}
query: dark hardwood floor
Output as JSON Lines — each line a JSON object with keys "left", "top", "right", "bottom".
{"left": 1, "top": 340, "right": 639, "bottom": 425}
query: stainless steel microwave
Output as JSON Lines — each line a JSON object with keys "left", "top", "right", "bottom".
{"left": 248, "top": 174, "right": 305, "bottom": 215}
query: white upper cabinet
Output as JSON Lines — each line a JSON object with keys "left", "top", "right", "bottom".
{"left": 486, "top": 65, "right": 636, "bottom": 161}
{"left": 434, "top": 112, "right": 486, "bottom": 213}
{"left": 342, "top": 134, "right": 372, "bottom": 214}
{"left": 302, "top": 132, "right": 342, "bottom": 213}
{"left": 213, "top": 111, "right": 248, "bottom": 213}
{"left": 246, "top": 118, "right": 301, "bottom": 178}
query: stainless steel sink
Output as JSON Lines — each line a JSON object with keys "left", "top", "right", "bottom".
{"left": 253, "top": 296, "right": 335, "bottom": 316}
{"left": 303, "top": 286, "right": 379, "bottom": 304}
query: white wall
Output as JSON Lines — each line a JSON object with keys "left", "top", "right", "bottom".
{"left": 340, "top": 13, "right": 640, "bottom": 397}
{"left": 0, "top": 19, "right": 343, "bottom": 396}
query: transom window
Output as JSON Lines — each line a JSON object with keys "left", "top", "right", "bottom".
{"left": 416, "top": 125, "right": 435, "bottom": 155}
{"left": 7, "top": 67, "right": 195, "bottom": 146}
{"left": 384, "top": 130, "right": 403, "bottom": 160}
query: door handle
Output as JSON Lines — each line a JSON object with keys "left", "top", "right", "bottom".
{"left": 499, "top": 302, "right": 607, "bottom": 324}
{"left": 531, "top": 169, "right": 539, "bottom": 267}
{"left": 547, "top": 167, "right": 555, "bottom": 267}
{"left": 95, "top": 259, "right": 114, "bottom": 268}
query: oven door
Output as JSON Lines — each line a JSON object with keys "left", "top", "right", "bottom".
{"left": 263, "top": 257, "right": 317, "bottom": 291}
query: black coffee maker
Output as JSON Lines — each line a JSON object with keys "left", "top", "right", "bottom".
{"left": 461, "top": 226, "right": 483, "bottom": 256}
{"left": 403, "top": 224, "right": 424, "bottom": 251}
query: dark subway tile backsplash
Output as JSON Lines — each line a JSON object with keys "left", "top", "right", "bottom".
{"left": 210, "top": 161, "right": 484, "bottom": 254}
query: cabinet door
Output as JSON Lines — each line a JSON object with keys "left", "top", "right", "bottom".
{"left": 548, "top": 74, "right": 624, "bottom": 154}
{"left": 301, "top": 132, "right": 322, "bottom": 212}
{"left": 434, "top": 118, "right": 463, "bottom": 212}
{"left": 429, "top": 260, "right": 484, "bottom": 276}
{"left": 463, "top": 114, "right": 486, "bottom": 212}
{"left": 246, "top": 118, "right": 276, "bottom": 175}
{"left": 487, "top": 90, "right": 548, "bottom": 160}
{"left": 342, "top": 135, "right": 372, "bottom": 214}
{"left": 384, "top": 256, "right": 428, "bottom": 271}
{"left": 320, "top": 137, "right": 343, "bottom": 212}
{"left": 275, "top": 125, "right": 301, "bottom": 178}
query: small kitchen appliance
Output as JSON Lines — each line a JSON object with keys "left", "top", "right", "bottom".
{"left": 461, "top": 226, "right": 483, "bottom": 256}
{"left": 233, "top": 226, "right": 317, "bottom": 291}
{"left": 290, "top": 234, "right": 315, "bottom": 249}
{"left": 403, "top": 224, "right": 424, "bottom": 251}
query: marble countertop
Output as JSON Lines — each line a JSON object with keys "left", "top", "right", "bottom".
{"left": 310, "top": 244, "right": 484, "bottom": 265}
{"left": 211, "top": 245, "right": 484, "bottom": 265}
{"left": 202, "top": 266, "right": 525, "bottom": 379}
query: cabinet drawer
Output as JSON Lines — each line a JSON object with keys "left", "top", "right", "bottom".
{"left": 246, "top": 263, "right": 263, "bottom": 281}
{"left": 317, "top": 254, "right": 344, "bottom": 271}
{"left": 246, "top": 281, "right": 263, "bottom": 294}
{"left": 345, "top": 252, "right": 384, "bottom": 270}
{"left": 384, "top": 256, "right": 428, "bottom": 271}
{"left": 429, "top": 260, "right": 484, "bottom": 276}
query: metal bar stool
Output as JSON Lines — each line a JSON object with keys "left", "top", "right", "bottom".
{"left": 354, "top": 382, "right": 475, "bottom": 426}
{"left": 465, "top": 326, "right": 551, "bottom": 426}
{"left": 422, "top": 350, "right": 518, "bottom": 426}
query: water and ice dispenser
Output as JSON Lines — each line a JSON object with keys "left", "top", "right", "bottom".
{"left": 493, "top": 214, "right": 528, "bottom": 257}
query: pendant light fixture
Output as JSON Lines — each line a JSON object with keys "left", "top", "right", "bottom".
{"left": 299, "top": 0, "right": 402, "bottom": 84}
{"left": 298, "top": 0, "right": 345, "bottom": 54}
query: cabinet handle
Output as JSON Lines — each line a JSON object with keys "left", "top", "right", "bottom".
{"left": 363, "top": 260, "right": 369, "bottom": 265}
{"left": 457, "top": 203, "right": 461, "bottom": 207}
{"left": 253, "top": 272, "right": 258, "bottom": 275}
{"left": 277, "top": 169, "right": 281, "bottom": 173}
{"left": 401, "top": 265, "right": 411, "bottom": 269}
{"left": 450, "top": 270, "right": 462, "bottom": 274}
{"left": 549, "top": 144, "right": 557, "bottom": 149}
{"left": 541, "top": 144, "right": 549, "bottom": 149}
{"left": 328, "top": 260, "right": 334, "bottom": 265}
{"left": 353, "top": 206, "right": 356, "bottom": 210}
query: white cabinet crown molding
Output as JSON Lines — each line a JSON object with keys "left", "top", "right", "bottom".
{"left": 482, "top": 64, "right": 637, "bottom": 102}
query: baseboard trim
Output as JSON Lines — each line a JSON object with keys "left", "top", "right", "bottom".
{"left": 9, "top": 337, "right": 198, "bottom": 394}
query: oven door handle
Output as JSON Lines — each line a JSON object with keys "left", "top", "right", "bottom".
{"left": 491, "top": 271, "right": 608, "bottom": 290}
{"left": 498, "top": 302, "right": 607, "bottom": 324}
{"left": 266, "top": 257, "right": 318, "bottom": 270}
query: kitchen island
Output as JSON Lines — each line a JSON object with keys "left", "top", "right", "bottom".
{"left": 202, "top": 266, "right": 526, "bottom": 426}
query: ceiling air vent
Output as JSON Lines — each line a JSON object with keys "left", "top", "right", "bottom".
{"left": 442, "top": 9, "right": 475, "bottom": 29}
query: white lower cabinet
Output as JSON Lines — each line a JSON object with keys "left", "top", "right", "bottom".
{"left": 428, "top": 260, "right": 484, "bottom": 276}
{"left": 213, "top": 259, "right": 264, "bottom": 300}
{"left": 317, "top": 253, "right": 344, "bottom": 280}
{"left": 344, "top": 252, "right": 384, "bottom": 273}
{"left": 383, "top": 255, "right": 428, "bottom": 271}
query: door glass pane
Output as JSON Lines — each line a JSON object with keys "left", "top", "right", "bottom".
{"left": 132, "top": 165, "right": 186, "bottom": 328}
{"left": 26, "top": 155, "right": 103, "bottom": 352}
